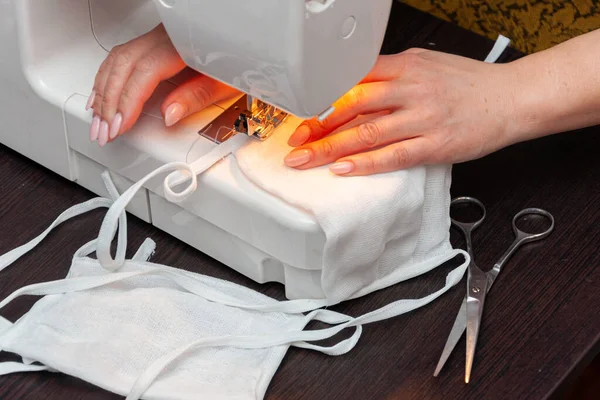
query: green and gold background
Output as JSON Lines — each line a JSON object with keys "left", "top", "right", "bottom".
{"left": 401, "top": 0, "right": 600, "bottom": 53}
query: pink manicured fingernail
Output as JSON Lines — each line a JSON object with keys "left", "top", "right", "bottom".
{"left": 288, "top": 125, "right": 311, "bottom": 147}
{"left": 164, "top": 102, "right": 185, "bottom": 127}
{"left": 98, "top": 120, "right": 109, "bottom": 147}
{"left": 284, "top": 149, "right": 311, "bottom": 167}
{"left": 85, "top": 90, "right": 95, "bottom": 111}
{"left": 89, "top": 115, "right": 100, "bottom": 142}
{"left": 109, "top": 112, "right": 122, "bottom": 140}
{"left": 330, "top": 161, "right": 354, "bottom": 175}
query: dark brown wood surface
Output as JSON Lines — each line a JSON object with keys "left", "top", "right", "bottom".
{"left": 0, "top": 2, "right": 598, "bottom": 399}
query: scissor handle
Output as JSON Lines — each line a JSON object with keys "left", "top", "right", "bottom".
{"left": 450, "top": 197, "right": 486, "bottom": 232}
{"left": 487, "top": 207, "right": 555, "bottom": 287}
{"left": 511, "top": 207, "right": 555, "bottom": 244}
{"left": 450, "top": 197, "right": 486, "bottom": 259}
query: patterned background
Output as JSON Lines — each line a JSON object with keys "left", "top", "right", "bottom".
{"left": 401, "top": 0, "right": 600, "bottom": 53}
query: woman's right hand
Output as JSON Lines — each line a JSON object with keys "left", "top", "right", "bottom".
{"left": 88, "top": 23, "right": 240, "bottom": 146}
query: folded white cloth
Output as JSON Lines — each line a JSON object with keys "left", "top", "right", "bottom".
{"left": 236, "top": 115, "right": 456, "bottom": 304}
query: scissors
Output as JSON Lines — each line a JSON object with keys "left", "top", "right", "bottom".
{"left": 433, "top": 197, "right": 555, "bottom": 383}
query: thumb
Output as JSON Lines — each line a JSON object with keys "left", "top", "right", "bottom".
{"left": 161, "top": 75, "right": 240, "bottom": 127}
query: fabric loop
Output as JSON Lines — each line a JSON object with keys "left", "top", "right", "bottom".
{"left": 163, "top": 132, "right": 249, "bottom": 203}
{"left": 97, "top": 162, "right": 194, "bottom": 271}
{"left": 97, "top": 133, "right": 248, "bottom": 271}
{"left": 101, "top": 171, "right": 128, "bottom": 269}
{"left": 162, "top": 162, "right": 198, "bottom": 203}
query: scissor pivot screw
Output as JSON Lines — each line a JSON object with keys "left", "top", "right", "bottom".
{"left": 471, "top": 287, "right": 481, "bottom": 293}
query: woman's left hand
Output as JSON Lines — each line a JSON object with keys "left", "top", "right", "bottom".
{"left": 88, "top": 24, "right": 239, "bottom": 146}
{"left": 284, "top": 49, "right": 520, "bottom": 176}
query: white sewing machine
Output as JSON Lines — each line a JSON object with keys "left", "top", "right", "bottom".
{"left": 0, "top": 0, "right": 392, "bottom": 299}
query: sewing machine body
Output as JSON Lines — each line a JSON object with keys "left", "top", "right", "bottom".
{"left": 154, "top": 0, "right": 392, "bottom": 119}
{"left": 0, "top": 0, "right": 391, "bottom": 299}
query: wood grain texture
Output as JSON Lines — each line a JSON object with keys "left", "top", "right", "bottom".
{"left": 0, "top": 2, "right": 598, "bottom": 399}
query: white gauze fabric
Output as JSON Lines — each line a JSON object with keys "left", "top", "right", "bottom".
{"left": 0, "top": 264, "right": 303, "bottom": 399}
{"left": 235, "top": 118, "right": 455, "bottom": 304}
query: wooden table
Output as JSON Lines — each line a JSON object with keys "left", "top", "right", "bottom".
{"left": 1, "top": 2, "right": 598, "bottom": 399}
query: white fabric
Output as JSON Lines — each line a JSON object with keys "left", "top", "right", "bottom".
{"left": 0, "top": 255, "right": 321, "bottom": 400}
{"left": 235, "top": 120, "right": 459, "bottom": 303}
{"left": 0, "top": 36, "right": 510, "bottom": 400}
{"left": 484, "top": 34, "right": 511, "bottom": 63}
{"left": 0, "top": 200, "right": 461, "bottom": 399}
{"left": 233, "top": 33, "right": 511, "bottom": 303}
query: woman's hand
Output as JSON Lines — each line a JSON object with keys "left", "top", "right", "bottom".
{"left": 284, "top": 49, "right": 519, "bottom": 176}
{"left": 88, "top": 24, "right": 239, "bottom": 146}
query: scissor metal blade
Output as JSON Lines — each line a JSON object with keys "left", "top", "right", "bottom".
{"left": 465, "top": 268, "right": 489, "bottom": 383}
{"left": 433, "top": 296, "right": 467, "bottom": 376}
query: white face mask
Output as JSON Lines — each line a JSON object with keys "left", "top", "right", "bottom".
{"left": 0, "top": 36, "right": 508, "bottom": 400}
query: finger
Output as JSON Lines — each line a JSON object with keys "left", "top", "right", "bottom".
{"left": 90, "top": 54, "right": 116, "bottom": 143}
{"left": 111, "top": 45, "right": 186, "bottom": 138}
{"left": 91, "top": 52, "right": 116, "bottom": 114}
{"left": 91, "top": 26, "right": 163, "bottom": 115}
{"left": 159, "top": 75, "right": 240, "bottom": 127}
{"left": 360, "top": 48, "right": 428, "bottom": 84}
{"left": 287, "top": 81, "right": 404, "bottom": 147}
{"left": 284, "top": 112, "right": 417, "bottom": 169}
{"left": 330, "top": 138, "right": 432, "bottom": 176}
{"left": 97, "top": 46, "right": 150, "bottom": 129}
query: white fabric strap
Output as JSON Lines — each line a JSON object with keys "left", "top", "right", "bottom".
{"left": 0, "top": 197, "right": 112, "bottom": 274}
{"left": 132, "top": 238, "right": 157, "bottom": 262}
{"left": 0, "top": 316, "right": 11, "bottom": 333}
{"left": 101, "top": 171, "right": 128, "bottom": 265}
{"left": 72, "top": 239, "right": 100, "bottom": 262}
{"left": 96, "top": 133, "right": 249, "bottom": 271}
{"left": 0, "top": 362, "right": 49, "bottom": 375}
{"left": 96, "top": 162, "right": 193, "bottom": 272}
{"left": 0, "top": 167, "right": 129, "bottom": 275}
{"left": 0, "top": 170, "right": 126, "bottom": 277}
{"left": 164, "top": 133, "right": 249, "bottom": 201}
{"left": 484, "top": 34, "right": 511, "bottom": 63}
